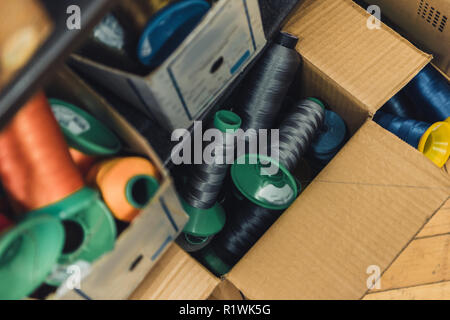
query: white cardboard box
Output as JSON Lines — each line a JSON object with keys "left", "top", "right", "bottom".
{"left": 71, "top": 0, "right": 267, "bottom": 130}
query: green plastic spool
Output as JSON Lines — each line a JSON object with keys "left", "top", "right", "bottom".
{"left": 214, "top": 110, "right": 242, "bottom": 133}
{"left": 199, "top": 246, "right": 231, "bottom": 277}
{"left": 182, "top": 110, "right": 242, "bottom": 238}
{"left": 0, "top": 216, "right": 64, "bottom": 300}
{"left": 28, "top": 187, "right": 116, "bottom": 285}
{"left": 125, "top": 175, "right": 160, "bottom": 209}
{"left": 49, "top": 98, "right": 121, "bottom": 156}
{"left": 231, "top": 154, "right": 298, "bottom": 211}
{"left": 181, "top": 199, "right": 226, "bottom": 238}
{"left": 307, "top": 97, "right": 326, "bottom": 110}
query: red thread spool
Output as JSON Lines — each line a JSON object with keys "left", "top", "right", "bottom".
{"left": 0, "top": 195, "right": 13, "bottom": 232}
{"left": 0, "top": 91, "right": 84, "bottom": 214}
{"left": 69, "top": 148, "right": 97, "bottom": 176}
{"left": 0, "top": 214, "right": 12, "bottom": 233}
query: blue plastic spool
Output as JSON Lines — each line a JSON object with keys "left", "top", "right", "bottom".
{"left": 373, "top": 111, "right": 430, "bottom": 148}
{"left": 309, "top": 110, "right": 347, "bottom": 164}
{"left": 137, "top": 0, "right": 210, "bottom": 68}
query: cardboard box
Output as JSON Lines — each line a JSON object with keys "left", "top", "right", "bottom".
{"left": 129, "top": 0, "right": 449, "bottom": 300}
{"left": 365, "top": 0, "right": 450, "bottom": 78}
{"left": 0, "top": 0, "right": 52, "bottom": 90}
{"left": 44, "top": 66, "right": 188, "bottom": 300}
{"left": 70, "top": 0, "right": 266, "bottom": 131}
{"left": 130, "top": 244, "right": 220, "bottom": 300}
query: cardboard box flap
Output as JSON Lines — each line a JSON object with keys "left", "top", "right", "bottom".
{"left": 366, "top": 0, "right": 450, "bottom": 77}
{"left": 129, "top": 244, "right": 220, "bottom": 300}
{"left": 284, "top": 0, "right": 432, "bottom": 115}
{"left": 228, "top": 120, "right": 450, "bottom": 300}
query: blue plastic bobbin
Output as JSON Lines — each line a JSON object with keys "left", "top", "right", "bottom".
{"left": 137, "top": 0, "right": 210, "bottom": 68}
{"left": 310, "top": 110, "right": 347, "bottom": 164}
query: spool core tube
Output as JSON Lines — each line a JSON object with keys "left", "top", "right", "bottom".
{"left": 177, "top": 233, "right": 214, "bottom": 253}
{"left": 125, "top": 174, "right": 160, "bottom": 209}
{"left": 417, "top": 118, "right": 450, "bottom": 168}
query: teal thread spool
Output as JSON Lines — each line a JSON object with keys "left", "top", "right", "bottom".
{"left": 309, "top": 109, "right": 347, "bottom": 166}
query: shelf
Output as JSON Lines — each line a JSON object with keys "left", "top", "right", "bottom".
{"left": 0, "top": 0, "right": 116, "bottom": 128}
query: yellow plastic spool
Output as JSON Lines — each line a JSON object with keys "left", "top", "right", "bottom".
{"left": 417, "top": 117, "right": 450, "bottom": 168}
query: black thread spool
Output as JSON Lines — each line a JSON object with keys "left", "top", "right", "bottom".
{"left": 234, "top": 32, "right": 301, "bottom": 131}
{"left": 201, "top": 98, "right": 325, "bottom": 275}
{"left": 176, "top": 111, "right": 242, "bottom": 252}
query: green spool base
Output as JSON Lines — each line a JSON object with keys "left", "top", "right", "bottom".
{"left": 49, "top": 98, "right": 121, "bottom": 156}
{"left": 28, "top": 187, "right": 116, "bottom": 285}
{"left": 0, "top": 216, "right": 64, "bottom": 300}
{"left": 231, "top": 154, "right": 298, "bottom": 211}
{"left": 307, "top": 97, "right": 326, "bottom": 110}
{"left": 176, "top": 233, "right": 214, "bottom": 253}
{"left": 181, "top": 199, "right": 226, "bottom": 238}
{"left": 199, "top": 246, "right": 231, "bottom": 277}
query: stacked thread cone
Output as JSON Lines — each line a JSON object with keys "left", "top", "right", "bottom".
{"left": 0, "top": 92, "right": 84, "bottom": 213}
{"left": 87, "top": 157, "right": 159, "bottom": 222}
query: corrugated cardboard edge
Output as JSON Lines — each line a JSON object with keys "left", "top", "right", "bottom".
{"left": 208, "top": 280, "right": 244, "bottom": 300}
{"left": 300, "top": 58, "right": 369, "bottom": 134}
{"left": 129, "top": 244, "right": 220, "bottom": 300}
{"left": 432, "top": 62, "right": 450, "bottom": 82}
{"left": 366, "top": 0, "right": 450, "bottom": 77}
{"left": 284, "top": 0, "right": 432, "bottom": 115}
{"left": 227, "top": 120, "right": 450, "bottom": 299}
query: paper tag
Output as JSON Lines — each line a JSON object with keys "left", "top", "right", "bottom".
{"left": 52, "top": 105, "right": 90, "bottom": 135}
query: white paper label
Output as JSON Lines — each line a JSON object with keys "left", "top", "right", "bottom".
{"left": 52, "top": 105, "right": 90, "bottom": 135}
